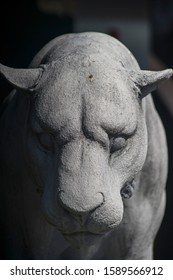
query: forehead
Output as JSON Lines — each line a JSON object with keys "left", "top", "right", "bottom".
{"left": 32, "top": 56, "right": 139, "bottom": 133}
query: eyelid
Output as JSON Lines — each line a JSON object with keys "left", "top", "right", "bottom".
{"left": 111, "top": 126, "right": 137, "bottom": 139}
{"left": 123, "top": 124, "right": 137, "bottom": 137}
{"left": 101, "top": 124, "right": 137, "bottom": 139}
{"left": 37, "top": 132, "right": 54, "bottom": 150}
{"left": 31, "top": 121, "right": 57, "bottom": 140}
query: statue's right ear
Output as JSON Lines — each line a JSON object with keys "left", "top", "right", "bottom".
{"left": 0, "top": 63, "right": 44, "bottom": 92}
{"left": 133, "top": 69, "right": 173, "bottom": 98}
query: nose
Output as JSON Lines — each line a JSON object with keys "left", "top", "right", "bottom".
{"left": 57, "top": 190, "right": 104, "bottom": 216}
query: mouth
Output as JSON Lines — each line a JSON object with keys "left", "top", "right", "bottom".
{"left": 63, "top": 231, "right": 105, "bottom": 248}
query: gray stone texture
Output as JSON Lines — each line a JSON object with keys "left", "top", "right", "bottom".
{"left": 0, "top": 32, "right": 172, "bottom": 259}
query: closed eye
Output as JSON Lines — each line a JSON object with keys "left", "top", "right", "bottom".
{"left": 101, "top": 124, "right": 137, "bottom": 155}
{"left": 37, "top": 132, "right": 54, "bottom": 151}
{"left": 109, "top": 135, "right": 127, "bottom": 154}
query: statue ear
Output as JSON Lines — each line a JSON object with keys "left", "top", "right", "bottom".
{"left": 133, "top": 69, "right": 173, "bottom": 98}
{"left": 0, "top": 63, "right": 44, "bottom": 92}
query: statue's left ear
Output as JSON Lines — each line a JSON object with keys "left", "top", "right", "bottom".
{"left": 0, "top": 63, "right": 44, "bottom": 92}
{"left": 133, "top": 69, "right": 173, "bottom": 98}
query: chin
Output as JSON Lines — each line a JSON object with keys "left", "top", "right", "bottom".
{"left": 63, "top": 231, "right": 105, "bottom": 249}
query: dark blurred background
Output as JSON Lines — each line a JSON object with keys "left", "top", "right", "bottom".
{"left": 0, "top": 0, "right": 173, "bottom": 259}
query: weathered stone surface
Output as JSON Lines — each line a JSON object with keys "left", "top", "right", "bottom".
{"left": 0, "top": 32, "right": 172, "bottom": 259}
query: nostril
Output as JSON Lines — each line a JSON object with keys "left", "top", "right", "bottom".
{"left": 57, "top": 190, "right": 105, "bottom": 216}
{"left": 98, "top": 192, "right": 105, "bottom": 206}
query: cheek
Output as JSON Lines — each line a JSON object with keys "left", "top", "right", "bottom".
{"left": 111, "top": 124, "right": 148, "bottom": 182}
{"left": 25, "top": 130, "right": 55, "bottom": 187}
{"left": 131, "top": 121, "right": 148, "bottom": 171}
